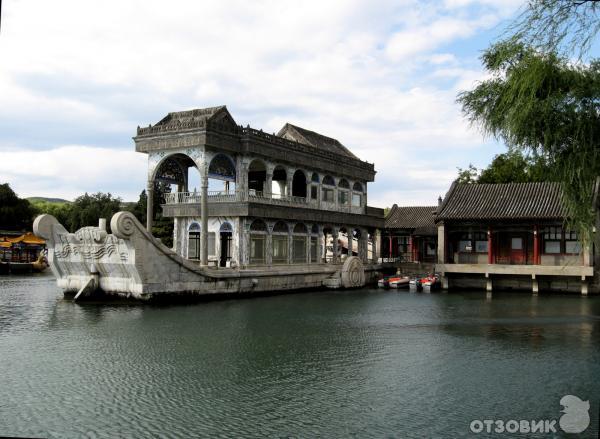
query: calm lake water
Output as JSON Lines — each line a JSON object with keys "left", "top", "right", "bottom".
{"left": 1, "top": 273, "right": 599, "bottom": 438}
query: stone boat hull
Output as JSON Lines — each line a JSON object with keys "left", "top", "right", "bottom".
{"left": 33, "top": 212, "right": 378, "bottom": 301}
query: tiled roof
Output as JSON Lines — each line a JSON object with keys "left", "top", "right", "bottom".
{"left": 154, "top": 106, "right": 235, "bottom": 126}
{"left": 277, "top": 123, "right": 358, "bottom": 159}
{"left": 436, "top": 182, "right": 566, "bottom": 221}
{"left": 385, "top": 205, "right": 437, "bottom": 234}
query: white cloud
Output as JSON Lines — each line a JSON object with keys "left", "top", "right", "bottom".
{"left": 0, "top": 146, "right": 146, "bottom": 201}
{"left": 0, "top": 0, "right": 522, "bottom": 207}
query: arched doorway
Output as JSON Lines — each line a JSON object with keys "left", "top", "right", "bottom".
{"left": 248, "top": 159, "right": 266, "bottom": 195}
{"left": 219, "top": 222, "right": 233, "bottom": 267}
{"left": 272, "top": 166, "right": 287, "bottom": 199}
{"left": 292, "top": 170, "right": 307, "bottom": 198}
{"left": 188, "top": 222, "right": 201, "bottom": 260}
{"left": 209, "top": 154, "right": 236, "bottom": 194}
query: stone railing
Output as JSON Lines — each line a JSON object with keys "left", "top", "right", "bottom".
{"left": 162, "top": 190, "right": 366, "bottom": 214}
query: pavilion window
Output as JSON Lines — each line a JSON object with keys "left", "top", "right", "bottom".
{"left": 292, "top": 223, "right": 308, "bottom": 263}
{"left": 250, "top": 236, "right": 266, "bottom": 264}
{"left": 322, "top": 176, "right": 335, "bottom": 202}
{"left": 398, "top": 236, "right": 409, "bottom": 255}
{"left": 249, "top": 219, "right": 267, "bottom": 265}
{"left": 542, "top": 226, "right": 562, "bottom": 254}
{"left": 311, "top": 185, "right": 318, "bottom": 200}
{"left": 458, "top": 233, "right": 472, "bottom": 252}
{"left": 351, "top": 193, "right": 361, "bottom": 207}
{"left": 338, "top": 190, "right": 349, "bottom": 205}
{"left": 273, "top": 236, "right": 288, "bottom": 264}
{"left": 310, "top": 236, "right": 318, "bottom": 262}
{"left": 426, "top": 241, "right": 436, "bottom": 256}
{"left": 188, "top": 223, "right": 201, "bottom": 259}
{"left": 208, "top": 232, "right": 216, "bottom": 256}
{"left": 292, "top": 237, "right": 307, "bottom": 263}
{"left": 272, "top": 221, "right": 289, "bottom": 264}
{"left": 322, "top": 188, "right": 334, "bottom": 203}
{"left": 565, "top": 230, "right": 581, "bottom": 254}
{"left": 474, "top": 232, "right": 488, "bottom": 253}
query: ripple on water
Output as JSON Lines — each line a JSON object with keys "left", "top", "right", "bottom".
{"left": 0, "top": 279, "right": 599, "bottom": 437}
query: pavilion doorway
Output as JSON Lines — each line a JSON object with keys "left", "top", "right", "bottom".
{"left": 219, "top": 222, "right": 233, "bottom": 267}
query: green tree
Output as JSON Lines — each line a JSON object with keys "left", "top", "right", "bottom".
{"left": 509, "top": 0, "right": 600, "bottom": 59}
{"left": 458, "top": 41, "right": 600, "bottom": 240}
{"left": 0, "top": 183, "right": 37, "bottom": 231}
{"left": 477, "top": 149, "right": 554, "bottom": 184}
{"left": 123, "top": 186, "right": 173, "bottom": 247}
{"left": 455, "top": 164, "right": 479, "bottom": 184}
{"left": 127, "top": 189, "right": 147, "bottom": 225}
{"left": 66, "top": 192, "right": 123, "bottom": 232}
{"left": 31, "top": 200, "right": 72, "bottom": 227}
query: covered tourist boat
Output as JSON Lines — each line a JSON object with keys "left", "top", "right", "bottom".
{"left": 35, "top": 106, "right": 385, "bottom": 301}
{"left": 0, "top": 232, "right": 47, "bottom": 274}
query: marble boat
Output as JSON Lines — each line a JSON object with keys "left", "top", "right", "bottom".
{"left": 35, "top": 106, "right": 386, "bottom": 301}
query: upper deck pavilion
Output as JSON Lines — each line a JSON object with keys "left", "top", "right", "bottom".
{"left": 134, "top": 105, "right": 376, "bottom": 183}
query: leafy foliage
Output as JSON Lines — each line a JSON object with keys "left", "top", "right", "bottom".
{"left": 458, "top": 41, "right": 600, "bottom": 241}
{"left": 0, "top": 183, "right": 37, "bottom": 231}
{"left": 509, "top": 0, "right": 600, "bottom": 59}
{"left": 457, "top": 149, "right": 555, "bottom": 184}
{"left": 125, "top": 185, "right": 173, "bottom": 247}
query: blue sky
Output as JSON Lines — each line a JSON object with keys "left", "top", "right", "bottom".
{"left": 0, "top": 0, "right": 525, "bottom": 206}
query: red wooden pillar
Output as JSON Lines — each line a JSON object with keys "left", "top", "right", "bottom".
{"left": 408, "top": 236, "right": 413, "bottom": 262}
{"left": 533, "top": 224, "right": 540, "bottom": 265}
{"left": 388, "top": 236, "right": 392, "bottom": 259}
{"left": 487, "top": 227, "right": 493, "bottom": 264}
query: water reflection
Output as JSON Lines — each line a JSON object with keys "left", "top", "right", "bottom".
{"left": 0, "top": 277, "right": 598, "bottom": 438}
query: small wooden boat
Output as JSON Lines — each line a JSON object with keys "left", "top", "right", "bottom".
{"left": 389, "top": 276, "right": 410, "bottom": 288}
{"left": 378, "top": 275, "right": 397, "bottom": 288}
{"left": 422, "top": 274, "right": 440, "bottom": 291}
{"left": 0, "top": 261, "right": 9, "bottom": 275}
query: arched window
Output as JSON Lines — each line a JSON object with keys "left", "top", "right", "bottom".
{"left": 208, "top": 154, "right": 236, "bottom": 181}
{"left": 353, "top": 182, "right": 363, "bottom": 192}
{"left": 248, "top": 159, "right": 266, "bottom": 195}
{"left": 218, "top": 222, "right": 233, "bottom": 267}
{"left": 188, "top": 222, "right": 200, "bottom": 260}
{"left": 272, "top": 221, "right": 289, "bottom": 264}
{"left": 310, "top": 173, "right": 319, "bottom": 200}
{"left": 249, "top": 219, "right": 267, "bottom": 264}
{"left": 310, "top": 224, "right": 319, "bottom": 263}
{"left": 292, "top": 170, "right": 307, "bottom": 198}
{"left": 250, "top": 219, "right": 267, "bottom": 232}
{"left": 322, "top": 176, "right": 335, "bottom": 203}
{"left": 292, "top": 223, "right": 308, "bottom": 263}
{"left": 338, "top": 179, "right": 350, "bottom": 205}
{"left": 273, "top": 221, "right": 289, "bottom": 233}
{"left": 219, "top": 222, "right": 233, "bottom": 232}
{"left": 272, "top": 166, "right": 287, "bottom": 199}
{"left": 293, "top": 223, "right": 308, "bottom": 234}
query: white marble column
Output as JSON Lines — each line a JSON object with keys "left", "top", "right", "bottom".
{"left": 265, "top": 164, "right": 274, "bottom": 198}
{"left": 347, "top": 227, "right": 353, "bottom": 256}
{"left": 332, "top": 227, "right": 339, "bottom": 264}
{"left": 437, "top": 222, "right": 446, "bottom": 264}
{"left": 200, "top": 167, "right": 209, "bottom": 266}
{"left": 286, "top": 169, "right": 294, "bottom": 197}
{"left": 372, "top": 229, "right": 381, "bottom": 263}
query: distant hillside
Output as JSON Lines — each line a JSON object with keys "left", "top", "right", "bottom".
{"left": 27, "top": 197, "right": 70, "bottom": 204}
